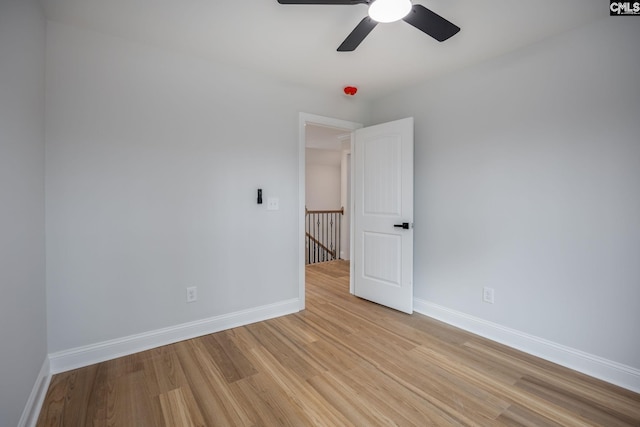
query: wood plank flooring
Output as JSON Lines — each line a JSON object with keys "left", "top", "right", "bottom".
{"left": 37, "top": 261, "right": 640, "bottom": 426}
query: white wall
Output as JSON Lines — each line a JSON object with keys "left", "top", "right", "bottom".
{"left": 45, "top": 21, "right": 369, "bottom": 354}
{"left": 371, "top": 17, "right": 640, "bottom": 375}
{"left": 305, "top": 148, "right": 342, "bottom": 210}
{"left": 0, "top": 0, "right": 47, "bottom": 425}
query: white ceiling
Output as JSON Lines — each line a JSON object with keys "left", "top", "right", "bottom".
{"left": 41, "top": 0, "right": 603, "bottom": 100}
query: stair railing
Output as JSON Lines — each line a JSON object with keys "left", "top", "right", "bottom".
{"left": 305, "top": 207, "right": 343, "bottom": 265}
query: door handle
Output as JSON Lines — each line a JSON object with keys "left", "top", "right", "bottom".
{"left": 394, "top": 222, "right": 410, "bottom": 230}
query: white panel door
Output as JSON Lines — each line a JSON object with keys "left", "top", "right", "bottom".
{"left": 353, "top": 117, "right": 413, "bottom": 314}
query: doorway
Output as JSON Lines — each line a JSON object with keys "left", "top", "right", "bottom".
{"left": 298, "top": 113, "right": 362, "bottom": 310}
{"left": 305, "top": 125, "right": 349, "bottom": 264}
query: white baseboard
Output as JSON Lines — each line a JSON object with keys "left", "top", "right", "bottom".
{"left": 414, "top": 298, "right": 640, "bottom": 394}
{"left": 49, "top": 298, "right": 300, "bottom": 375}
{"left": 18, "top": 357, "right": 51, "bottom": 427}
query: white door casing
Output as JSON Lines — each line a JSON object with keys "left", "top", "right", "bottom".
{"left": 353, "top": 117, "right": 414, "bottom": 314}
{"left": 299, "top": 113, "right": 363, "bottom": 310}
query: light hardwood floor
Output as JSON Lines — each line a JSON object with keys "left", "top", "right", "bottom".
{"left": 37, "top": 260, "right": 640, "bottom": 426}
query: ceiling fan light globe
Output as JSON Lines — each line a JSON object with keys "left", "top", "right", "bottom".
{"left": 368, "top": 0, "right": 412, "bottom": 23}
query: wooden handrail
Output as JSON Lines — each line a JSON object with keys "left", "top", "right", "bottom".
{"left": 306, "top": 207, "right": 344, "bottom": 215}
{"left": 305, "top": 232, "right": 336, "bottom": 258}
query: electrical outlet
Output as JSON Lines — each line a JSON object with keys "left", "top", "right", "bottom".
{"left": 186, "top": 286, "right": 197, "bottom": 303}
{"left": 483, "top": 287, "right": 495, "bottom": 304}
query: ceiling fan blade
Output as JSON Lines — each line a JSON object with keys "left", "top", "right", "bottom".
{"left": 337, "top": 16, "right": 377, "bottom": 51}
{"left": 402, "top": 4, "right": 460, "bottom": 42}
{"left": 277, "top": 0, "right": 368, "bottom": 4}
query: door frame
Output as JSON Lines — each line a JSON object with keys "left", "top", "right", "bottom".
{"left": 298, "top": 113, "right": 362, "bottom": 310}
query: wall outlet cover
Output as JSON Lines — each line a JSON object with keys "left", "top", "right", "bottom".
{"left": 483, "top": 287, "right": 495, "bottom": 304}
{"left": 186, "top": 286, "right": 197, "bottom": 303}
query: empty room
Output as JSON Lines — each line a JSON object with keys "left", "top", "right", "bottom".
{"left": 1, "top": 0, "right": 639, "bottom": 425}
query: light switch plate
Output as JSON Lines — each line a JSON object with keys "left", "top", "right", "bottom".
{"left": 267, "top": 197, "right": 279, "bottom": 210}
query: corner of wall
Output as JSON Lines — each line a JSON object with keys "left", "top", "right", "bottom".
{"left": 17, "top": 357, "right": 51, "bottom": 427}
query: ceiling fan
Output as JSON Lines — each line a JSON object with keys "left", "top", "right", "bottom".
{"left": 277, "top": 0, "right": 460, "bottom": 51}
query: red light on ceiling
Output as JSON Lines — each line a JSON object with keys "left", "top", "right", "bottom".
{"left": 343, "top": 86, "right": 358, "bottom": 96}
